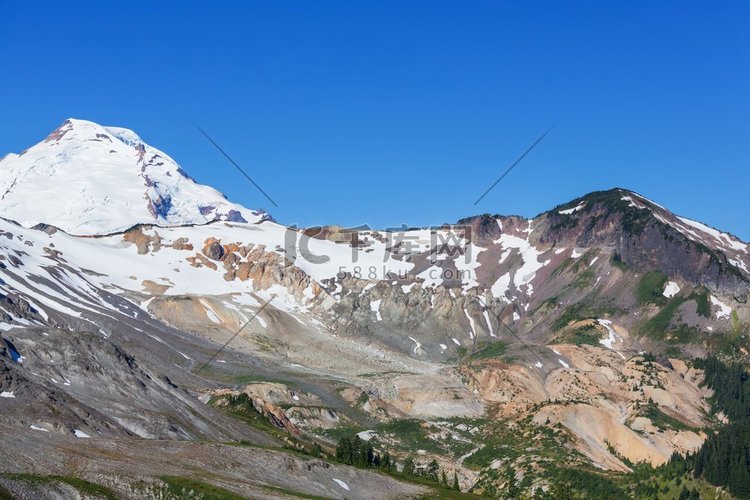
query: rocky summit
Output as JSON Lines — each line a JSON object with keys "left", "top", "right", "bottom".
{"left": 1, "top": 120, "right": 749, "bottom": 498}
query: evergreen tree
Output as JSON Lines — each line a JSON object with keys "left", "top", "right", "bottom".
{"left": 453, "top": 471, "right": 460, "bottom": 491}
{"left": 427, "top": 460, "right": 440, "bottom": 481}
{"left": 503, "top": 465, "right": 520, "bottom": 498}
{"left": 551, "top": 480, "right": 574, "bottom": 499}
{"left": 351, "top": 435, "right": 364, "bottom": 466}
{"left": 402, "top": 457, "right": 415, "bottom": 476}
{"left": 382, "top": 452, "right": 392, "bottom": 471}
{"left": 668, "top": 357, "right": 750, "bottom": 498}
{"left": 335, "top": 437, "right": 353, "bottom": 465}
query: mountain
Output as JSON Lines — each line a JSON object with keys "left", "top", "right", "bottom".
{"left": 0, "top": 119, "right": 268, "bottom": 235}
{"left": 0, "top": 120, "right": 748, "bottom": 497}
{"left": 538, "top": 189, "right": 750, "bottom": 294}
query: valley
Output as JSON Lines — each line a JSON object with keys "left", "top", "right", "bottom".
{"left": 1, "top": 119, "right": 749, "bottom": 498}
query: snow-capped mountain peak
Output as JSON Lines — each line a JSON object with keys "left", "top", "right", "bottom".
{"left": 0, "top": 118, "right": 267, "bottom": 235}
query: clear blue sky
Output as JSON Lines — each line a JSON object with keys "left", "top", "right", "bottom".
{"left": 1, "top": 1, "right": 748, "bottom": 239}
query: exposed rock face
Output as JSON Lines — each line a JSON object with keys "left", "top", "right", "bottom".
{"left": 461, "top": 344, "right": 711, "bottom": 469}
{"left": 208, "top": 385, "right": 307, "bottom": 436}
{"left": 380, "top": 372, "right": 484, "bottom": 418}
{"left": 537, "top": 189, "right": 750, "bottom": 295}
{"left": 243, "top": 382, "right": 321, "bottom": 407}
{"left": 123, "top": 225, "right": 163, "bottom": 254}
{"left": 171, "top": 237, "right": 193, "bottom": 251}
{"left": 0, "top": 293, "right": 45, "bottom": 325}
{"left": 0, "top": 328, "right": 271, "bottom": 443}
{"left": 250, "top": 395, "right": 302, "bottom": 436}
{"left": 147, "top": 193, "right": 172, "bottom": 219}
{"left": 202, "top": 238, "right": 225, "bottom": 260}
{"left": 457, "top": 214, "right": 529, "bottom": 243}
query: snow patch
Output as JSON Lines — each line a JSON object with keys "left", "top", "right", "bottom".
{"left": 490, "top": 233, "right": 544, "bottom": 298}
{"left": 200, "top": 299, "right": 222, "bottom": 324}
{"left": 417, "top": 265, "right": 444, "bottom": 288}
{"left": 370, "top": 299, "right": 382, "bottom": 321}
{"left": 232, "top": 293, "right": 261, "bottom": 308}
{"left": 453, "top": 243, "right": 485, "bottom": 290}
{"left": 597, "top": 319, "right": 621, "bottom": 349}
{"left": 558, "top": 202, "right": 585, "bottom": 215}
{"left": 663, "top": 281, "right": 680, "bottom": 298}
{"left": 464, "top": 308, "right": 477, "bottom": 339}
{"left": 357, "top": 430, "right": 377, "bottom": 441}
{"left": 678, "top": 217, "right": 747, "bottom": 252}
{"left": 710, "top": 296, "right": 732, "bottom": 320}
{"left": 408, "top": 336, "right": 422, "bottom": 354}
{"left": 332, "top": 478, "right": 350, "bottom": 491}
{"left": 302, "top": 284, "right": 316, "bottom": 301}
{"left": 254, "top": 315, "right": 268, "bottom": 328}
{"left": 621, "top": 195, "right": 648, "bottom": 210}
{"left": 730, "top": 258, "right": 749, "bottom": 273}
{"left": 490, "top": 272, "right": 512, "bottom": 299}
{"left": 482, "top": 309, "right": 495, "bottom": 337}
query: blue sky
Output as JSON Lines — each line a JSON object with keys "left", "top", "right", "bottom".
{"left": 1, "top": 1, "right": 748, "bottom": 239}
